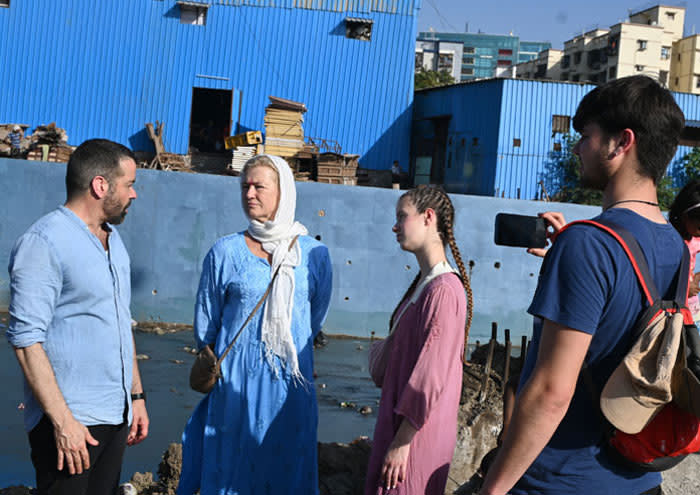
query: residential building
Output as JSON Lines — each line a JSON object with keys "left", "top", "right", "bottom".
{"left": 412, "top": 78, "right": 700, "bottom": 198}
{"left": 671, "top": 34, "right": 700, "bottom": 94}
{"left": 0, "top": 0, "right": 420, "bottom": 169}
{"left": 415, "top": 39, "right": 464, "bottom": 81}
{"left": 515, "top": 4, "right": 687, "bottom": 88}
{"left": 417, "top": 31, "right": 550, "bottom": 81}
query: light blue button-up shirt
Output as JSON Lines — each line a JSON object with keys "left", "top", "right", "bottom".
{"left": 7, "top": 206, "right": 134, "bottom": 431}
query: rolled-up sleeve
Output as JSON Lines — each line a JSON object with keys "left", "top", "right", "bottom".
{"left": 7, "top": 233, "right": 62, "bottom": 348}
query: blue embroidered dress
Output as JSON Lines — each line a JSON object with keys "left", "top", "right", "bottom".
{"left": 179, "top": 233, "right": 332, "bottom": 495}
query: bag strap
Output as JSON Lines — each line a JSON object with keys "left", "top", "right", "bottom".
{"left": 216, "top": 235, "right": 300, "bottom": 364}
{"left": 556, "top": 219, "right": 690, "bottom": 307}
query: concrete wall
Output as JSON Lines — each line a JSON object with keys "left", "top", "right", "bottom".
{"left": 0, "top": 158, "right": 601, "bottom": 342}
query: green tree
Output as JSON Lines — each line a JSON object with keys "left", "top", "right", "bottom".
{"left": 415, "top": 68, "right": 455, "bottom": 90}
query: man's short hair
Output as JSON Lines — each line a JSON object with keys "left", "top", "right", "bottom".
{"left": 65, "top": 139, "right": 136, "bottom": 200}
{"left": 573, "top": 75, "right": 685, "bottom": 184}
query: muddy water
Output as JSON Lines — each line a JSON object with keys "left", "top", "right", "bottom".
{"left": 0, "top": 322, "right": 380, "bottom": 486}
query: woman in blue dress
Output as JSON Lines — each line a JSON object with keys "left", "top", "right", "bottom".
{"left": 178, "top": 155, "right": 333, "bottom": 495}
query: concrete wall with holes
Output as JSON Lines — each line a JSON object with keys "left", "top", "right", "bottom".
{"left": 0, "top": 159, "right": 600, "bottom": 341}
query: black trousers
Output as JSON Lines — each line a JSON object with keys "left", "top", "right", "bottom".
{"left": 28, "top": 415, "right": 128, "bottom": 495}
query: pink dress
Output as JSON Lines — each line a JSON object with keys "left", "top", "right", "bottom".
{"left": 686, "top": 237, "right": 700, "bottom": 319}
{"left": 365, "top": 273, "right": 467, "bottom": 495}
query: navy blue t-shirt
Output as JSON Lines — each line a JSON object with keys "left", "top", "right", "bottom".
{"left": 513, "top": 208, "right": 684, "bottom": 494}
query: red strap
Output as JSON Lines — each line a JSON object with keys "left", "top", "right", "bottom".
{"left": 554, "top": 220, "right": 655, "bottom": 306}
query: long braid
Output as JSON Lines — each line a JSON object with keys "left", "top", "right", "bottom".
{"left": 394, "top": 185, "right": 473, "bottom": 358}
{"left": 446, "top": 224, "right": 473, "bottom": 363}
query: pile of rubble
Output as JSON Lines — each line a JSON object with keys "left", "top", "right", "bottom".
{"left": 1, "top": 123, "right": 74, "bottom": 162}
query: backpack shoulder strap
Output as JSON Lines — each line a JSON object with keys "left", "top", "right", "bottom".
{"left": 556, "top": 219, "right": 658, "bottom": 305}
{"left": 556, "top": 218, "right": 691, "bottom": 309}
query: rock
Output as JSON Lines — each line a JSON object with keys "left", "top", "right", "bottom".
{"left": 318, "top": 437, "right": 372, "bottom": 495}
{"left": 136, "top": 354, "right": 150, "bottom": 360}
{"left": 314, "top": 331, "right": 329, "bottom": 348}
{"left": 169, "top": 359, "right": 184, "bottom": 365}
{"left": 359, "top": 406, "right": 372, "bottom": 415}
{"left": 157, "top": 443, "right": 183, "bottom": 494}
{"left": 0, "top": 487, "right": 32, "bottom": 495}
{"left": 447, "top": 364, "right": 504, "bottom": 493}
{"left": 129, "top": 472, "right": 154, "bottom": 493}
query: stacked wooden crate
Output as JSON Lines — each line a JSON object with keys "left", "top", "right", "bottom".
{"left": 316, "top": 153, "right": 359, "bottom": 186}
{"left": 229, "top": 144, "right": 264, "bottom": 174}
{"left": 264, "top": 97, "right": 306, "bottom": 157}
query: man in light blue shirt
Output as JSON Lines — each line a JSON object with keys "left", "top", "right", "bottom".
{"left": 7, "top": 139, "right": 149, "bottom": 495}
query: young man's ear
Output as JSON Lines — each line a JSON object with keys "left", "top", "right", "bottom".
{"left": 612, "top": 128, "right": 635, "bottom": 157}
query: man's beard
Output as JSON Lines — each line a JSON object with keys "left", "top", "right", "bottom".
{"left": 104, "top": 193, "right": 130, "bottom": 225}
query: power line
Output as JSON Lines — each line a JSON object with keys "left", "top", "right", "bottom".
{"left": 425, "top": 0, "right": 460, "bottom": 32}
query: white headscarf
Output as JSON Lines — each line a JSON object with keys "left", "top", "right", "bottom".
{"left": 245, "top": 155, "right": 308, "bottom": 381}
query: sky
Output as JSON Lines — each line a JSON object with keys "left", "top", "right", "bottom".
{"left": 416, "top": 1, "right": 700, "bottom": 47}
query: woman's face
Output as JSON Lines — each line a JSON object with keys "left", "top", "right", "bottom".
{"left": 393, "top": 198, "right": 429, "bottom": 252}
{"left": 242, "top": 165, "right": 280, "bottom": 223}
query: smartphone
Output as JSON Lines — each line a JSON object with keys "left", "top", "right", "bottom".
{"left": 494, "top": 213, "right": 547, "bottom": 248}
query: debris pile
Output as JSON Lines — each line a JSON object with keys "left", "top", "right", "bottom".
{"left": 19, "top": 123, "right": 74, "bottom": 162}
{"left": 143, "top": 122, "right": 190, "bottom": 172}
{"left": 225, "top": 131, "right": 264, "bottom": 174}
{"left": 315, "top": 153, "right": 359, "bottom": 186}
{"left": 264, "top": 97, "right": 306, "bottom": 157}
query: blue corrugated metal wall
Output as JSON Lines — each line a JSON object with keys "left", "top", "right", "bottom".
{"left": 412, "top": 81, "right": 503, "bottom": 195}
{"left": 0, "top": 0, "right": 419, "bottom": 169}
{"left": 495, "top": 79, "right": 595, "bottom": 199}
{"left": 414, "top": 78, "right": 700, "bottom": 198}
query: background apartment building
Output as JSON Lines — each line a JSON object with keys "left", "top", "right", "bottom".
{"left": 515, "top": 4, "right": 699, "bottom": 93}
{"left": 416, "top": 32, "right": 550, "bottom": 81}
{"left": 671, "top": 34, "right": 700, "bottom": 94}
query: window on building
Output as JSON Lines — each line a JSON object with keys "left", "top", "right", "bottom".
{"left": 573, "top": 52, "right": 582, "bottom": 64}
{"left": 661, "top": 46, "right": 671, "bottom": 59}
{"left": 345, "top": 18, "right": 373, "bottom": 41}
{"left": 464, "top": 47, "right": 475, "bottom": 54}
{"left": 666, "top": 12, "right": 676, "bottom": 20}
{"left": 463, "top": 57, "right": 475, "bottom": 65}
{"left": 637, "top": 40, "right": 647, "bottom": 51}
{"left": 535, "top": 64, "right": 546, "bottom": 78}
{"left": 561, "top": 55, "right": 570, "bottom": 68}
{"left": 635, "top": 65, "right": 645, "bottom": 72}
{"left": 552, "top": 115, "right": 571, "bottom": 134}
{"left": 178, "top": 2, "right": 208, "bottom": 25}
{"left": 659, "top": 71, "right": 668, "bottom": 86}
{"left": 678, "top": 53, "right": 682, "bottom": 61}
{"left": 608, "top": 36, "right": 619, "bottom": 56}
{"left": 415, "top": 52, "right": 424, "bottom": 71}
{"left": 461, "top": 67, "right": 474, "bottom": 76}
{"left": 675, "top": 77, "right": 680, "bottom": 86}
{"left": 497, "top": 59, "right": 512, "bottom": 67}
{"left": 561, "top": 72, "right": 569, "bottom": 81}
{"left": 498, "top": 49, "right": 513, "bottom": 56}
{"left": 696, "top": 75, "right": 700, "bottom": 89}
{"left": 438, "top": 53, "right": 454, "bottom": 71}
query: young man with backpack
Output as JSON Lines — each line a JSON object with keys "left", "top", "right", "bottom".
{"left": 480, "top": 76, "right": 686, "bottom": 494}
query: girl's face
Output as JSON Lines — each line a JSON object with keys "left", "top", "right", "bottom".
{"left": 684, "top": 215, "right": 700, "bottom": 238}
{"left": 393, "top": 198, "right": 430, "bottom": 252}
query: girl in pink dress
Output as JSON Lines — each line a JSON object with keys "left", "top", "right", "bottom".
{"left": 365, "top": 185, "right": 473, "bottom": 495}
{"left": 670, "top": 180, "right": 700, "bottom": 322}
